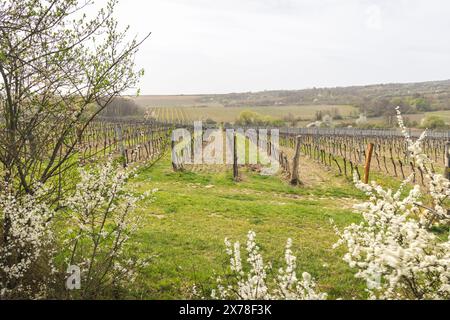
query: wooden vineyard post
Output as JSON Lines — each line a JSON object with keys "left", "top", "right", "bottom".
{"left": 445, "top": 142, "right": 450, "bottom": 180}
{"left": 171, "top": 139, "right": 178, "bottom": 172}
{"left": 233, "top": 132, "right": 239, "bottom": 181}
{"left": 115, "top": 125, "right": 126, "bottom": 168}
{"left": 364, "top": 143, "right": 374, "bottom": 184}
{"left": 290, "top": 136, "right": 302, "bottom": 185}
{"left": 284, "top": 154, "right": 290, "bottom": 173}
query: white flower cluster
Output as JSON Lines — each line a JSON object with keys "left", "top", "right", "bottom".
{"left": 0, "top": 158, "right": 153, "bottom": 299}
{"left": 211, "top": 231, "right": 326, "bottom": 300}
{"left": 63, "top": 160, "right": 153, "bottom": 297}
{"left": 333, "top": 109, "right": 450, "bottom": 300}
{"left": 0, "top": 185, "right": 55, "bottom": 299}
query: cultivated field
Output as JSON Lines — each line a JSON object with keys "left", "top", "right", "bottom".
{"left": 142, "top": 104, "right": 357, "bottom": 124}
{"left": 85, "top": 119, "right": 447, "bottom": 299}
{"left": 124, "top": 123, "right": 448, "bottom": 299}
{"left": 132, "top": 95, "right": 450, "bottom": 127}
{"left": 128, "top": 152, "right": 368, "bottom": 299}
{"left": 133, "top": 94, "right": 357, "bottom": 123}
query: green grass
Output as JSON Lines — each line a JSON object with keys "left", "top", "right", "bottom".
{"left": 125, "top": 152, "right": 368, "bottom": 300}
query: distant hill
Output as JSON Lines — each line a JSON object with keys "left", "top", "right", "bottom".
{"left": 132, "top": 79, "right": 450, "bottom": 119}
{"left": 197, "top": 80, "right": 450, "bottom": 114}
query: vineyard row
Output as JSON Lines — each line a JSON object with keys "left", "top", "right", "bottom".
{"left": 79, "top": 121, "right": 173, "bottom": 166}
{"left": 279, "top": 132, "right": 450, "bottom": 184}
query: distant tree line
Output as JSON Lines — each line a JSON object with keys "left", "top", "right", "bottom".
{"left": 200, "top": 80, "right": 450, "bottom": 114}
{"left": 235, "top": 110, "right": 285, "bottom": 127}
{"left": 356, "top": 95, "right": 433, "bottom": 118}
{"left": 99, "top": 97, "right": 143, "bottom": 118}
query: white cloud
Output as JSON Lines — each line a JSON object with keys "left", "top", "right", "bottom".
{"left": 112, "top": 0, "right": 450, "bottom": 94}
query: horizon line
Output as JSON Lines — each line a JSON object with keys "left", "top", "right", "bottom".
{"left": 127, "top": 78, "right": 450, "bottom": 97}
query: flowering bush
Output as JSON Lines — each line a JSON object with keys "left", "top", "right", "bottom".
{"left": 0, "top": 159, "right": 153, "bottom": 299}
{"left": 210, "top": 231, "right": 326, "bottom": 300}
{"left": 62, "top": 160, "right": 154, "bottom": 299}
{"left": 333, "top": 108, "right": 450, "bottom": 300}
{"left": 0, "top": 185, "right": 55, "bottom": 299}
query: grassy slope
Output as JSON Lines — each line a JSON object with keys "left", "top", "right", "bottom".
{"left": 126, "top": 152, "right": 373, "bottom": 300}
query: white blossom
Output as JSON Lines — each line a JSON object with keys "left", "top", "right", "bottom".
{"left": 0, "top": 185, "right": 55, "bottom": 299}
{"left": 211, "top": 231, "right": 327, "bottom": 300}
{"left": 334, "top": 109, "right": 450, "bottom": 300}
{"left": 63, "top": 159, "right": 153, "bottom": 298}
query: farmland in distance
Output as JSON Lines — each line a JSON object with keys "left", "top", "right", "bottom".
{"left": 133, "top": 95, "right": 357, "bottom": 124}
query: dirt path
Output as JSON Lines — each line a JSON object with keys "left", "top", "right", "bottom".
{"left": 279, "top": 146, "right": 350, "bottom": 188}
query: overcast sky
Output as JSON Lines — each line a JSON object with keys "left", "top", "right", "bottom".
{"left": 114, "top": 0, "right": 450, "bottom": 94}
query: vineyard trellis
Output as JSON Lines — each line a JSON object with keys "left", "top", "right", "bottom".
{"left": 85, "top": 117, "right": 449, "bottom": 185}
{"left": 169, "top": 123, "right": 449, "bottom": 185}
{"left": 279, "top": 129, "right": 449, "bottom": 185}
{"left": 78, "top": 120, "right": 172, "bottom": 167}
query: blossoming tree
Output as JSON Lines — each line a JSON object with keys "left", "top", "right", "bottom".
{"left": 0, "top": 0, "right": 148, "bottom": 299}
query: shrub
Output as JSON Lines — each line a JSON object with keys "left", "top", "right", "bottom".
{"left": 0, "top": 186, "right": 55, "bottom": 299}
{"left": 208, "top": 231, "right": 326, "bottom": 300}
{"left": 62, "top": 161, "right": 154, "bottom": 299}
{"left": 0, "top": 160, "right": 153, "bottom": 299}
{"left": 421, "top": 115, "right": 448, "bottom": 129}
{"left": 236, "top": 110, "right": 285, "bottom": 127}
{"left": 333, "top": 107, "right": 450, "bottom": 300}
